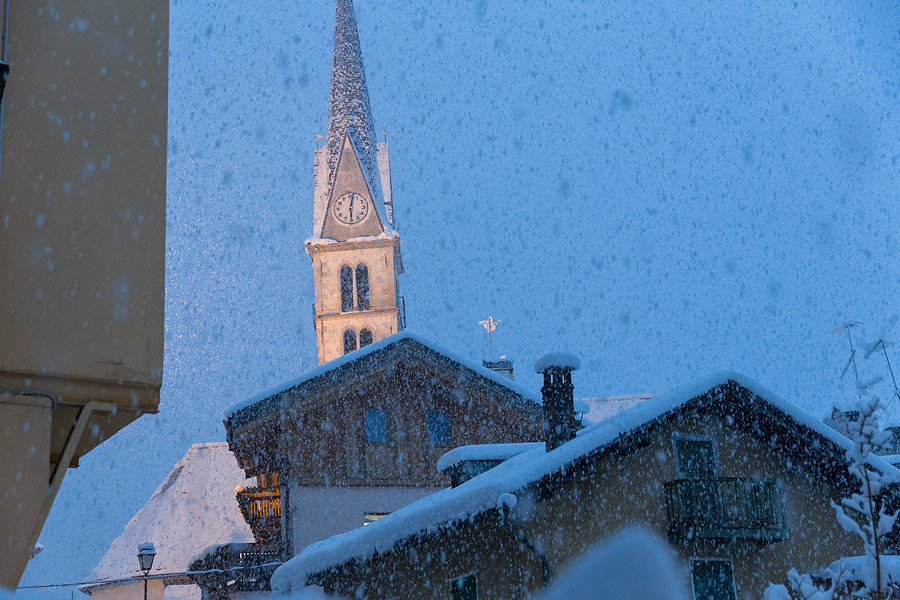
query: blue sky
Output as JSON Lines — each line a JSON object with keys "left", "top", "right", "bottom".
{"left": 20, "top": 0, "right": 900, "bottom": 593}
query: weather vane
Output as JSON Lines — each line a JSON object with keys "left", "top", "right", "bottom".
{"left": 315, "top": 133, "right": 324, "bottom": 148}
{"left": 479, "top": 317, "right": 500, "bottom": 359}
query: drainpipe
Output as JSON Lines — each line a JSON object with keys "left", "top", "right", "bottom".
{"left": 498, "top": 500, "right": 551, "bottom": 587}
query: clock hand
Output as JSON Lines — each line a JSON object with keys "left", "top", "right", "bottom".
{"left": 349, "top": 196, "right": 355, "bottom": 222}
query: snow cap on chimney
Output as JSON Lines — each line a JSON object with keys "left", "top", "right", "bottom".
{"left": 536, "top": 352, "right": 580, "bottom": 451}
{"left": 534, "top": 352, "right": 581, "bottom": 374}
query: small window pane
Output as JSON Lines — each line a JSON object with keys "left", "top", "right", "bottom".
{"left": 340, "top": 265, "right": 354, "bottom": 311}
{"left": 343, "top": 330, "right": 357, "bottom": 355}
{"left": 365, "top": 409, "right": 388, "bottom": 443}
{"left": 691, "top": 560, "right": 735, "bottom": 600}
{"left": 426, "top": 411, "right": 451, "bottom": 445}
{"left": 450, "top": 574, "right": 477, "bottom": 600}
{"left": 360, "top": 328, "right": 374, "bottom": 348}
{"left": 676, "top": 438, "right": 717, "bottom": 479}
{"left": 356, "top": 264, "right": 370, "bottom": 310}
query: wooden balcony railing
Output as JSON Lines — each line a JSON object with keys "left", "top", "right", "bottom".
{"left": 664, "top": 477, "right": 788, "bottom": 542}
{"left": 236, "top": 486, "right": 281, "bottom": 545}
{"left": 188, "top": 543, "right": 282, "bottom": 600}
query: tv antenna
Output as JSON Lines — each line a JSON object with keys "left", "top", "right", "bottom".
{"left": 479, "top": 317, "right": 501, "bottom": 359}
{"left": 832, "top": 321, "right": 863, "bottom": 394}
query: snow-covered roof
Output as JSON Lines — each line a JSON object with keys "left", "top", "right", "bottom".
{"left": 225, "top": 331, "right": 541, "bottom": 420}
{"left": 271, "top": 371, "right": 900, "bottom": 591}
{"left": 84, "top": 443, "right": 254, "bottom": 591}
{"left": 534, "top": 352, "right": 581, "bottom": 373}
{"left": 436, "top": 443, "right": 543, "bottom": 473}
{"left": 579, "top": 394, "right": 654, "bottom": 424}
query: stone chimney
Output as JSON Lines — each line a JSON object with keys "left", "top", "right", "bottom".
{"left": 535, "top": 352, "right": 581, "bottom": 452}
{"left": 482, "top": 359, "right": 514, "bottom": 380}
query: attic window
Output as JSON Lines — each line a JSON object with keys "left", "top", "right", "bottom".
{"left": 426, "top": 411, "right": 451, "bottom": 446}
{"left": 365, "top": 409, "right": 388, "bottom": 443}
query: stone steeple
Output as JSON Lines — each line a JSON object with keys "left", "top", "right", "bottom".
{"left": 307, "top": 0, "right": 404, "bottom": 365}
{"left": 325, "top": 0, "right": 379, "bottom": 198}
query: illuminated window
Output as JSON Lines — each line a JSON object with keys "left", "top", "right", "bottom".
{"left": 363, "top": 512, "right": 389, "bottom": 526}
{"left": 450, "top": 574, "right": 477, "bottom": 600}
{"left": 365, "top": 409, "right": 388, "bottom": 443}
{"left": 426, "top": 411, "right": 451, "bottom": 445}
{"left": 359, "top": 328, "right": 374, "bottom": 348}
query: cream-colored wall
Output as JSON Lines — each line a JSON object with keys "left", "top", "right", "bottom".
{"left": 309, "top": 241, "right": 400, "bottom": 364}
{"left": 91, "top": 579, "right": 166, "bottom": 600}
{"left": 287, "top": 485, "right": 443, "bottom": 556}
{"left": 0, "top": 394, "right": 52, "bottom": 588}
{"left": 0, "top": 0, "right": 167, "bottom": 392}
{"left": 0, "top": 1, "right": 168, "bottom": 588}
{"left": 323, "top": 411, "right": 863, "bottom": 600}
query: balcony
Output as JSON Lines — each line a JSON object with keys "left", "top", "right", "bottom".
{"left": 236, "top": 486, "right": 281, "bottom": 545}
{"left": 188, "top": 543, "right": 282, "bottom": 600}
{"left": 664, "top": 477, "right": 788, "bottom": 542}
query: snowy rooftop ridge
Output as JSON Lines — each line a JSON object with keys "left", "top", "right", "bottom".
{"left": 270, "top": 371, "right": 900, "bottom": 591}
{"left": 84, "top": 443, "right": 253, "bottom": 590}
{"left": 224, "top": 331, "right": 541, "bottom": 419}
{"left": 436, "top": 443, "right": 544, "bottom": 473}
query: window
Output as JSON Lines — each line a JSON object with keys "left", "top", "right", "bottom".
{"left": 355, "top": 264, "right": 370, "bottom": 310}
{"left": 450, "top": 574, "right": 477, "bottom": 600}
{"left": 690, "top": 559, "right": 736, "bottom": 600}
{"left": 426, "top": 411, "right": 451, "bottom": 445}
{"left": 674, "top": 435, "right": 718, "bottom": 479}
{"left": 343, "top": 329, "right": 357, "bottom": 355}
{"left": 363, "top": 512, "right": 389, "bottom": 526}
{"left": 365, "top": 409, "right": 388, "bottom": 442}
{"left": 340, "top": 265, "right": 354, "bottom": 311}
{"left": 359, "top": 328, "right": 374, "bottom": 348}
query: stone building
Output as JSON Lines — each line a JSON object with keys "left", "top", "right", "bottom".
{"left": 271, "top": 365, "right": 900, "bottom": 600}
{"left": 308, "top": 0, "right": 405, "bottom": 365}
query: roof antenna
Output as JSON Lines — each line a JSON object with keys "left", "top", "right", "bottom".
{"left": 479, "top": 317, "right": 500, "bottom": 359}
{"left": 865, "top": 337, "right": 900, "bottom": 419}
{"left": 833, "top": 321, "right": 863, "bottom": 396}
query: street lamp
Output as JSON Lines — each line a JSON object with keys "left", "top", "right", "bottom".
{"left": 137, "top": 542, "right": 156, "bottom": 600}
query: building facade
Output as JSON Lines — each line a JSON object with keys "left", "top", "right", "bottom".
{"left": 0, "top": 1, "right": 168, "bottom": 587}
{"left": 273, "top": 371, "right": 900, "bottom": 600}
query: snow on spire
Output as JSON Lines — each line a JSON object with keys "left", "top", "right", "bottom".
{"left": 325, "top": 0, "right": 378, "bottom": 183}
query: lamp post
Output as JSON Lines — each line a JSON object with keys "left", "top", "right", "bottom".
{"left": 137, "top": 542, "right": 156, "bottom": 600}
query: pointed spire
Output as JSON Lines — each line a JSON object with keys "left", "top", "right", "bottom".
{"left": 325, "top": 0, "right": 378, "bottom": 177}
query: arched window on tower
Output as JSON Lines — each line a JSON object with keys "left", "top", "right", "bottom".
{"left": 343, "top": 329, "right": 357, "bottom": 355}
{"left": 340, "top": 265, "right": 354, "bottom": 311}
{"left": 355, "top": 264, "right": 370, "bottom": 310}
{"left": 359, "top": 328, "right": 373, "bottom": 348}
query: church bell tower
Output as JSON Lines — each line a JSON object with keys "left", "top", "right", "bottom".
{"left": 307, "top": 0, "right": 404, "bottom": 365}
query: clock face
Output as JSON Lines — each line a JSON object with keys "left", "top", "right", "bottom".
{"left": 333, "top": 192, "right": 369, "bottom": 225}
